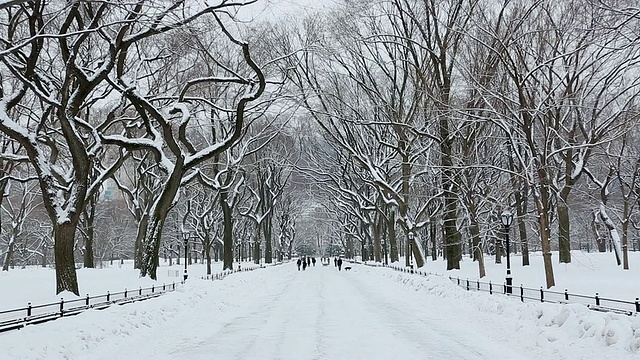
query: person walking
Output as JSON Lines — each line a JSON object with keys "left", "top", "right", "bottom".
{"left": 311, "top": 257, "right": 316, "bottom": 267}
{"left": 302, "top": 259, "right": 307, "bottom": 271}
{"left": 337, "top": 258, "right": 343, "bottom": 271}
{"left": 297, "top": 258, "right": 301, "bottom": 271}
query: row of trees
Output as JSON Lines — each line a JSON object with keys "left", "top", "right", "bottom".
{"left": 278, "top": 0, "right": 640, "bottom": 288}
{"left": 2, "top": 0, "right": 640, "bottom": 295}
{"left": 0, "top": 0, "right": 308, "bottom": 295}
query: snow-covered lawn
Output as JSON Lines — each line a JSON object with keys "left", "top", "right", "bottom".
{"left": 0, "top": 251, "right": 638, "bottom": 359}
{"left": 423, "top": 250, "right": 640, "bottom": 302}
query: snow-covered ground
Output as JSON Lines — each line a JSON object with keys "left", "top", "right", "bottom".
{"left": 0, "top": 252, "right": 639, "bottom": 359}
{"left": 419, "top": 250, "right": 640, "bottom": 302}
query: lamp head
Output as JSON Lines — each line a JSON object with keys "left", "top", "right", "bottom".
{"left": 501, "top": 210, "right": 514, "bottom": 227}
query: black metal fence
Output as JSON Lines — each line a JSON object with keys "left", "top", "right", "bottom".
{"left": 351, "top": 260, "right": 639, "bottom": 316}
{"left": 199, "top": 261, "right": 286, "bottom": 281}
{"left": 0, "top": 260, "right": 287, "bottom": 333}
{"left": 0, "top": 282, "right": 178, "bottom": 333}
{"left": 449, "top": 276, "right": 640, "bottom": 316}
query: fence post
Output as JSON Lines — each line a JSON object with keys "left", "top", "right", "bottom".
{"left": 477, "top": 280, "right": 480, "bottom": 291}
{"left": 27, "top": 302, "right": 32, "bottom": 317}
{"left": 595, "top": 293, "right": 600, "bottom": 306}
{"left": 636, "top": 298, "right": 639, "bottom": 313}
{"left": 124, "top": 288, "right": 128, "bottom": 298}
{"left": 489, "top": 281, "right": 492, "bottom": 295}
{"left": 540, "top": 287, "right": 544, "bottom": 303}
{"left": 520, "top": 285, "right": 524, "bottom": 302}
{"left": 457, "top": 277, "right": 460, "bottom": 286}
{"left": 86, "top": 294, "right": 90, "bottom": 306}
{"left": 107, "top": 291, "right": 110, "bottom": 302}
{"left": 466, "top": 279, "right": 470, "bottom": 291}
{"left": 139, "top": 286, "right": 142, "bottom": 296}
{"left": 60, "top": 298, "right": 64, "bottom": 316}
{"left": 163, "top": 284, "right": 166, "bottom": 291}
{"left": 564, "top": 289, "right": 569, "bottom": 301}
{"left": 152, "top": 285, "right": 155, "bottom": 293}
{"left": 172, "top": 282, "right": 175, "bottom": 290}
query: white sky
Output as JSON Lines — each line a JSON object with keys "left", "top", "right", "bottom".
{"left": 0, "top": 251, "right": 639, "bottom": 359}
{"left": 236, "top": 0, "right": 338, "bottom": 22}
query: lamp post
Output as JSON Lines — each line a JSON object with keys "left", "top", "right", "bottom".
{"left": 182, "top": 231, "right": 189, "bottom": 281}
{"left": 501, "top": 210, "right": 514, "bottom": 294}
{"left": 408, "top": 231, "right": 414, "bottom": 269}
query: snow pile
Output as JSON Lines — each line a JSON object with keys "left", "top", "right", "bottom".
{"left": 0, "top": 271, "right": 263, "bottom": 360}
{"left": 373, "top": 266, "right": 640, "bottom": 356}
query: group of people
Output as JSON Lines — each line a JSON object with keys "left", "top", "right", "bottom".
{"left": 296, "top": 256, "right": 316, "bottom": 270}
{"left": 297, "top": 256, "right": 343, "bottom": 271}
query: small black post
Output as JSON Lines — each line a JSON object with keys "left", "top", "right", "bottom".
{"left": 163, "top": 284, "right": 166, "bottom": 291}
{"left": 152, "top": 285, "right": 155, "bottom": 293}
{"left": 27, "top": 302, "right": 32, "bottom": 317}
{"left": 466, "top": 279, "right": 470, "bottom": 291}
{"left": 564, "top": 289, "right": 569, "bottom": 301}
{"left": 124, "top": 288, "right": 128, "bottom": 298}
{"left": 595, "top": 293, "right": 600, "bottom": 306}
{"left": 540, "top": 287, "right": 544, "bottom": 303}
{"left": 457, "top": 277, "right": 460, "bottom": 286}
{"left": 489, "top": 281, "right": 493, "bottom": 295}
{"left": 86, "top": 294, "right": 90, "bottom": 306}
{"left": 106, "top": 291, "right": 110, "bottom": 302}
{"left": 477, "top": 280, "right": 480, "bottom": 291}
{"left": 139, "top": 287, "right": 142, "bottom": 296}
{"left": 520, "top": 285, "right": 524, "bottom": 302}
{"left": 635, "top": 298, "right": 639, "bottom": 313}
{"left": 60, "top": 298, "right": 64, "bottom": 316}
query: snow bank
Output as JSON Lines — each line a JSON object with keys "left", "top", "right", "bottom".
{"left": 373, "top": 267, "right": 640, "bottom": 356}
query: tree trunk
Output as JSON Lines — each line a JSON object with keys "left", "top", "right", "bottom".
{"left": 54, "top": 223, "right": 80, "bottom": 295}
{"left": 622, "top": 199, "right": 629, "bottom": 270}
{"left": 591, "top": 211, "right": 607, "bottom": 252}
{"left": 134, "top": 214, "right": 149, "bottom": 269}
{"left": 430, "top": 222, "right": 437, "bottom": 261}
{"left": 515, "top": 191, "right": 530, "bottom": 266}
{"left": 253, "top": 223, "right": 262, "bottom": 264}
{"left": 139, "top": 216, "right": 165, "bottom": 280}
{"left": 557, "top": 191, "right": 571, "bottom": 263}
{"left": 2, "top": 240, "right": 14, "bottom": 271}
{"left": 470, "top": 222, "right": 485, "bottom": 278}
{"left": 221, "top": 190, "right": 234, "bottom": 270}
{"left": 373, "top": 215, "right": 382, "bottom": 263}
{"left": 264, "top": 215, "right": 273, "bottom": 264}
{"left": 42, "top": 245, "right": 48, "bottom": 267}
{"left": 388, "top": 211, "right": 398, "bottom": 262}
{"left": 534, "top": 178, "right": 555, "bottom": 288}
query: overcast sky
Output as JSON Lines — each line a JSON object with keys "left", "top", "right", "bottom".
{"left": 237, "top": 0, "right": 337, "bottom": 22}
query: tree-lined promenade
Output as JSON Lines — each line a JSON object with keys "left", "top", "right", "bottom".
{"left": 1, "top": 0, "right": 640, "bottom": 295}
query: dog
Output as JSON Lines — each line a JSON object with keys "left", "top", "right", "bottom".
{"left": 344, "top": 266, "right": 352, "bottom": 271}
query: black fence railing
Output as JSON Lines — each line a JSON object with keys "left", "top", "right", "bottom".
{"left": 199, "top": 260, "right": 287, "bottom": 281}
{"left": 448, "top": 276, "right": 640, "bottom": 316}
{"left": 0, "top": 282, "right": 179, "bottom": 333}
{"left": 1, "top": 260, "right": 286, "bottom": 333}
{"left": 349, "top": 260, "right": 639, "bottom": 316}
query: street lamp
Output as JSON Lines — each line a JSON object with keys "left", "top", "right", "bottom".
{"left": 182, "top": 231, "right": 189, "bottom": 281}
{"left": 501, "top": 210, "right": 514, "bottom": 294}
{"left": 408, "top": 231, "right": 414, "bottom": 269}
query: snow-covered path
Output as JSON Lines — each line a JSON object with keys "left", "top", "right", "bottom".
{"left": 159, "top": 266, "right": 503, "bottom": 359}
{"left": 2, "top": 262, "right": 639, "bottom": 360}
{"left": 108, "top": 263, "right": 522, "bottom": 360}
